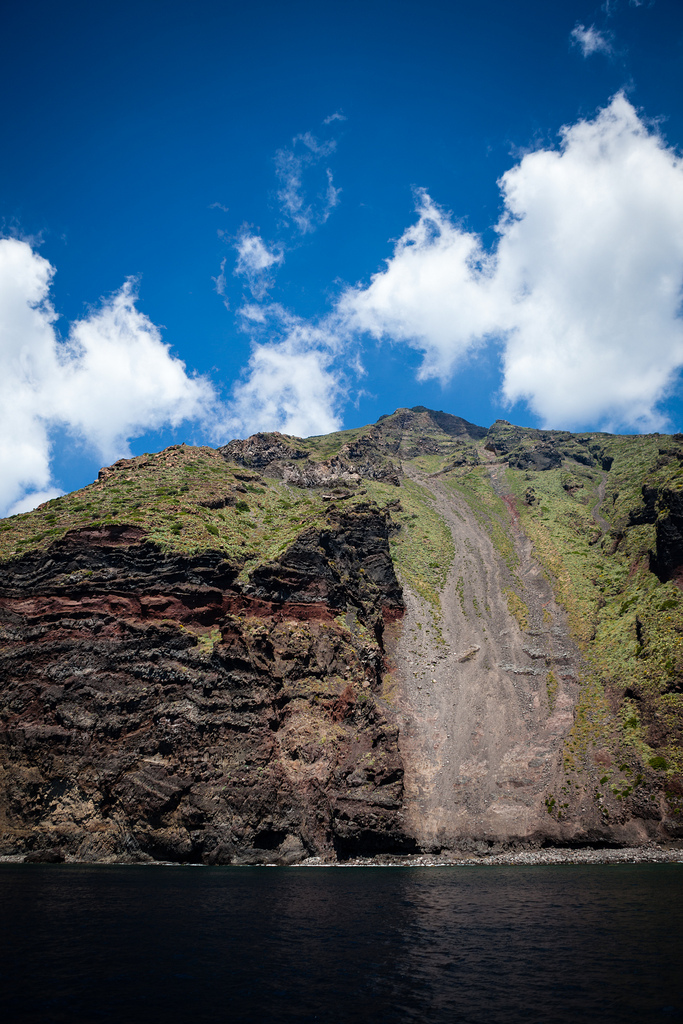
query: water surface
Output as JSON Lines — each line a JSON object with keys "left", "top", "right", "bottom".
{"left": 1, "top": 863, "right": 681, "bottom": 1023}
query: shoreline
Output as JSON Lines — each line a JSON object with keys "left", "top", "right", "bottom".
{"left": 317, "top": 845, "right": 683, "bottom": 867}
{"left": 1, "top": 844, "right": 682, "bottom": 868}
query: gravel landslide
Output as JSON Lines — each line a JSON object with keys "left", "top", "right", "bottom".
{"left": 309, "top": 845, "right": 683, "bottom": 867}
{"left": 387, "top": 457, "right": 662, "bottom": 853}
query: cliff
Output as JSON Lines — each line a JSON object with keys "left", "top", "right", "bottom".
{"left": 1, "top": 408, "right": 681, "bottom": 861}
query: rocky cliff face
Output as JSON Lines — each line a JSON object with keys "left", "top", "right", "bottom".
{"left": 1, "top": 407, "right": 682, "bottom": 861}
{"left": 0, "top": 509, "right": 409, "bottom": 863}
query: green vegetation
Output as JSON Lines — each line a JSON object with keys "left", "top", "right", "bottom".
{"left": 0, "top": 445, "right": 360, "bottom": 571}
{"left": 293, "top": 425, "right": 369, "bottom": 460}
{"left": 406, "top": 453, "right": 452, "bottom": 474}
{"left": 504, "top": 588, "right": 529, "bottom": 632}
{"left": 504, "top": 461, "right": 603, "bottom": 643}
{"left": 192, "top": 627, "right": 222, "bottom": 657}
{"left": 366, "top": 477, "right": 454, "bottom": 609}
{"left": 503, "top": 431, "right": 683, "bottom": 778}
{"left": 445, "top": 467, "right": 517, "bottom": 573}
{"left": 0, "top": 414, "right": 456, "bottom": 618}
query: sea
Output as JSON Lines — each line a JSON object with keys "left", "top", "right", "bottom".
{"left": 1, "top": 862, "right": 681, "bottom": 1024}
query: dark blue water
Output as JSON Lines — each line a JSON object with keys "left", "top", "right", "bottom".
{"left": 0, "top": 863, "right": 681, "bottom": 1024}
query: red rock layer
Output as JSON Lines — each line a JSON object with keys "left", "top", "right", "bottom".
{"left": 0, "top": 509, "right": 412, "bottom": 864}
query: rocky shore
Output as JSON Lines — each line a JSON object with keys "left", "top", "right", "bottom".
{"left": 315, "top": 844, "right": 683, "bottom": 867}
{"left": 1, "top": 843, "right": 682, "bottom": 867}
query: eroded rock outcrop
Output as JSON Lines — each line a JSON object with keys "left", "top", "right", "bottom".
{"left": 219, "top": 430, "right": 401, "bottom": 489}
{"left": 0, "top": 510, "right": 411, "bottom": 863}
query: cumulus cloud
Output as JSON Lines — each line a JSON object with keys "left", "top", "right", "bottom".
{"left": 234, "top": 232, "right": 283, "bottom": 299}
{"left": 340, "top": 191, "right": 498, "bottom": 381}
{"left": 275, "top": 131, "right": 341, "bottom": 234}
{"left": 570, "top": 23, "right": 613, "bottom": 56}
{"left": 341, "top": 94, "right": 683, "bottom": 432}
{"left": 222, "top": 305, "right": 344, "bottom": 438}
{"left": 0, "top": 238, "right": 215, "bottom": 515}
{"left": 6, "top": 489, "right": 64, "bottom": 516}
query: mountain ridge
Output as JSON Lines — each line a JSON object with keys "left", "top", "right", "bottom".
{"left": 1, "top": 407, "right": 682, "bottom": 862}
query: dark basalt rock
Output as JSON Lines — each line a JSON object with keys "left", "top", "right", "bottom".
{"left": 219, "top": 432, "right": 309, "bottom": 467}
{"left": 508, "top": 445, "right": 562, "bottom": 472}
{"left": 485, "top": 423, "right": 606, "bottom": 469}
{"left": 221, "top": 430, "right": 401, "bottom": 489}
{"left": 4, "top": 408, "right": 683, "bottom": 861}
{"left": 25, "top": 848, "right": 65, "bottom": 863}
{"left": 628, "top": 486, "right": 658, "bottom": 526}
{"left": 248, "top": 505, "right": 403, "bottom": 619}
{"left": 409, "top": 407, "right": 488, "bottom": 440}
{"left": 652, "top": 486, "right": 683, "bottom": 583}
{"left": 0, "top": 510, "right": 408, "bottom": 864}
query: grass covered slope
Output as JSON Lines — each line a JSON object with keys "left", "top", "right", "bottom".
{"left": 506, "top": 434, "right": 683, "bottom": 779}
{"left": 0, "top": 445, "right": 343, "bottom": 568}
{"left": 463, "top": 423, "right": 683, "bottom": 825}
{"left": 0, "top": 437, "right": 414, "bottom": 862}
{"left": 0, "top": 439, "right": 451, "bottom": 610}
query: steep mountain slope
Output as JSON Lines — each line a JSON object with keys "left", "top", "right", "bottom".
{"left": 1, "top": 408, "right": 681, "bottom": 861}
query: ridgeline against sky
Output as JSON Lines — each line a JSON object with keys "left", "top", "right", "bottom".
{"left": 1, "top": 0, "right": 683, "bottom": 516}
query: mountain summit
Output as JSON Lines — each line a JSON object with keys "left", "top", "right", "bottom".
{"left": 1, "top": 408, "right": 681, "bottom": 862}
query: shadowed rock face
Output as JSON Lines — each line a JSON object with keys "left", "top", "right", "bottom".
{"left": 508, "top": 446, "right": 562, "bottom": 472}
{"left": 404, "top": 407, "right": 488, "bottom": 440}
{"left": 0, "top": 513, "right": 411, "bottom": 864}
{"left": 652, "top": 488, "right": 683, "bottom": 584}
{"left": 219, "top": 432, "right": 310, "bottom": 467}
{"left": 220, "top": 431, "right": 401, "bottom": 488}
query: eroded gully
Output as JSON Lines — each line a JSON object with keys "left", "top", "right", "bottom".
{"left": 387, "top": 463, "right": 583, "bottom": 851}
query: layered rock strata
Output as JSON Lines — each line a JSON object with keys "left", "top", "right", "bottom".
{"left": 0, "top": 510, "right": 410, "bottom": 863}
{"left": 1, "top": 406, "right": 682, "bottom": 862}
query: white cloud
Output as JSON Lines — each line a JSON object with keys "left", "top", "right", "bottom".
{"left": 213, "top": 122, "right": 343, "bottom": 334}
{"left": 339, "top": 190, "right": 498, "bottom": 381}
{"left": 325, "top": 168, "right": 342, "bottom": 219}
{"left": 570, "top": 23, "right": 613, "bottom": 56}
{"left": 234, "top": 232, "right": 283, "bottom": 299}
{"left": 275, "top": 131, "right": 341, "bottom": 234}
{"left": 235, "top": 233, "right": 282, "bottom": 274}
{"left": 213, "top": 257, "right": 230, "bottom": 309}
{"left": 55, "top": 281, "right": 214, "bottom": 458}
{"left": 238, "top": 303, "right": 267, "bottom": 324}
{"left": 0, "top": 238, "right": 216, "bottom": 516}
{"left": 222, "top": 305, "right": 344, "bottom": 438}
{"left": 207, "top": 124, "right": 349, "bottom": 438}
{"left": 6, "top": 488, "right": 64, "bottom": 516}
{"left": 340, "top": 94, "right": 683, "bottom": 432}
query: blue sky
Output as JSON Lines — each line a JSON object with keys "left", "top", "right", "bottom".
{"left": 1, "top": 0, "right": 683, "bottom": 513}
